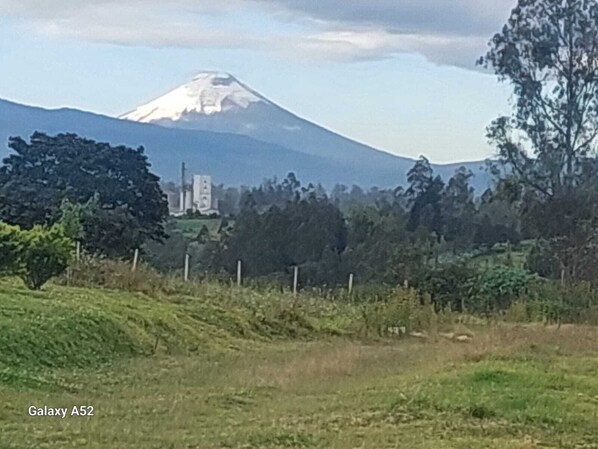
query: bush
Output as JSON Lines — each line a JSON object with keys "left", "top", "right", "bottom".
{"left": 471, "top": 266, "right": 535, "bottom": 314}
{"left": 520, "top": 280, "right": 598, "bottom": 324}
{"left": 415, "top": 263, "right": 536, "bottom": 316}
{"left": 0, "top": 222, "right": 23, "bottom": 275}
{"left": 361, "top": 287, "right": 437, "bottom": 336}
{"left": 0, "top": 222, "right": 72, "bottom": 290}
{"left": 18, "top": 225, "right": 72, "bottom": 290}
{"left": 63, "top": 254, "right": 169, "bottom": 295}
{"left": 416, "top": 263, "right": 478, "bottom": 312}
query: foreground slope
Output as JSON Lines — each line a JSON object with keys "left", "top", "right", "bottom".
{"left": 0, "top": 280, "right": 351, "bottom": 387}
{"left": 1, "top": 281, "right": 597, "bottom": 448}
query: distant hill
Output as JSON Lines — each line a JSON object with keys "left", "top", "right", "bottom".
{"left": 0, "top": 96, "right": 489, "bottom": 190}
{"left": 0, "top": 98, "right": 348, "bottom": 187}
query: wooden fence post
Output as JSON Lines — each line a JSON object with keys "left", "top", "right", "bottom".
{"left": 293, "top": 266, "right": 299, "bottom": 296}
{"left": 132, "top": 249, "right": 139, "bottom": 272}
{"left": 75, "top": 241, "right": 81, "bottom": 263}
{"left": 184, "top": 254, "right": 190, "bottom": 282}
{"left": 237, "top": 260, "right": 242, "bottom": 287}
{"left": 348, "top": 273, "right": 354, "bottom": 297}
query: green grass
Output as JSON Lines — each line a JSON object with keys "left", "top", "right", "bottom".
{"left": 174, "top": 217, "right": 223, "bottom": 239}
{"left": 0, "top": 280, "right": 358, "bottom": 390}
{"left": 391, "top": 355, "right": 598, "bottom": 446}
{"left": 465, "top": 240, "right": 537, "bottom": 270}
{"left": 1, "top": 280, "right": 597, "bottom": 448}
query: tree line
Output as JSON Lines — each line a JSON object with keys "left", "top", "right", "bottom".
{"left": 197, "top": 166, "right": 520, "bottom": 284}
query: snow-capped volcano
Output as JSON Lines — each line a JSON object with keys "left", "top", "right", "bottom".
{"left": 120, "top": 70, "right": 376, "bottom": 163}
{"left": 120, "top": 72, "right": 268, "bottom": 122}
{"left": 116, "top": 72, "right": 488, "bottom": 189}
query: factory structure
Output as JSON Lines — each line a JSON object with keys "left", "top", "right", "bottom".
{"left": 176, "top": 163, "right": 219, "bottom": 216}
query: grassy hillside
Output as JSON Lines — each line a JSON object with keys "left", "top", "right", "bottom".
{"left": 0, "top": 280, "right": 357, "bottom": 389}
{"left": 2, "top": 321, "right": 596, "bottom": 448}
{"left": 1, "top": 280, "right": 597, "bottom": 448}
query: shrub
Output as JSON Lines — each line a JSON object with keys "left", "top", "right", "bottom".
{"left": 63, "top": 255, "right": 168, "bottom": 295}
{"left": 18, "top": 225, "right": 72, "bottom": 290}
{"left": 520, "top": 280, "right": 598, "bottom": 325}
{"left": 361, "top": 287, "right": 437, "bottom": 336}
{"left": 471, "top": 266, "right": 535, "bottom": 314}
{"left": 59, "top": 198, "right": 85, "bottom": 241}
{"left": 416, "top": 263, "right": 478, "bottom": 312}
{"left": 0, "top": 222, "right": 23, "bottom": 275}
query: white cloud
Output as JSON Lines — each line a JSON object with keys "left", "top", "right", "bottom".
{"left": 258, "top": 0, "right": 514, "bottom": 68}
{"left": 3, "top": 0, "right": 258, "bottom": 48}
{"left": 289, "top": 29, "right": 488, "bottom": 68}
{"left": 0, "top": 0, "right": 516, "bottom": 69}
{"left": 39, "top": 15, "right": 259, "bottom": 50}
{"left": 288, "top": 30, "right": 401, "bottom": 63}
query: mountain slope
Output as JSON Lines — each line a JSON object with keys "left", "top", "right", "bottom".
{"left": 0, "top": 99, "right": 343, "bottom": 186}
{"left": 0, "top": 97, "right": 488, "bottom": 189}
{"left": 121, "top": 72, "right": 489, "bottom": 185}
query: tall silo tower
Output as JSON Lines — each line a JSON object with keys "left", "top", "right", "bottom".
{"left": 193, "top": 175, "right": 212, "bottom": 213}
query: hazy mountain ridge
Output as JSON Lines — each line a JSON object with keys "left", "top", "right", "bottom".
{"left": 0, "top": 81, "right": 490, "bottom": 189}
{"left": 0, "top": 99, "right": 340, "bottom": 186}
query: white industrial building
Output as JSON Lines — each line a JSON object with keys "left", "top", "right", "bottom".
{"left": 177, "top": 168, "right": 219, "bottom": 215}
{"left": 193, "top": 175, "right": 214, "bottom": 213}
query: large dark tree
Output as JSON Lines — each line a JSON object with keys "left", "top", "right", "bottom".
{"left": 0, "top": 133, "right": 168, "bottom": 256}
{"left": 474, "top": 177, "right": 523, "bottom": 247}
{"left": 481, "top": 0, "right": 598, "bottom": 281}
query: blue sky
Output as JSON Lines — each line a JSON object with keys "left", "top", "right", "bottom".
{"left": 0, "top": 0, "right": 515, "bottom": 163}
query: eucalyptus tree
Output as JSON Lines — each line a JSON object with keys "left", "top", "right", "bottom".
{"left": 481, "top": 0, "right": 598, "bottom": 280}
{"left": 480, "top": 0, "right": 598, "bottom": 195}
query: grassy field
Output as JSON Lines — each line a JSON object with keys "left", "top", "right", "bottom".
{"left": 174, "top": 218, "right": 223, "bottom": 240}
{"left": 1, "top": 282, "right": 597, "bottom": 448}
